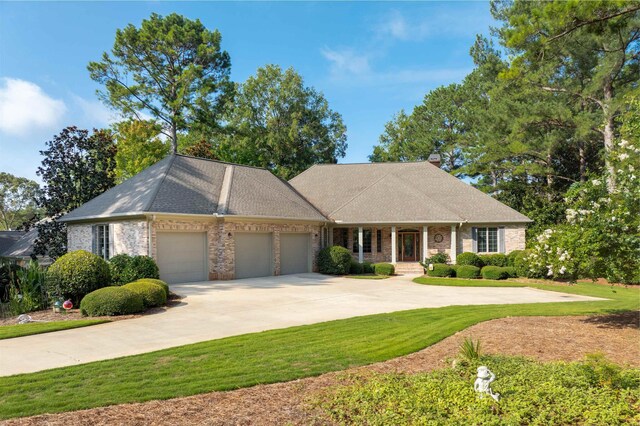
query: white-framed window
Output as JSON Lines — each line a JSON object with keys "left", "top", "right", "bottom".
{"left": 352, "top": 228, "right": 372, "bottom": 253}
{"left": 93, "top": 224, "right": 110, "bottom": 260}
{"left": 477, "top": 227, "right": 498, "bottom": 253}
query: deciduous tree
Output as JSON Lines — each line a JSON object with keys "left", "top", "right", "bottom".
{"left": 0, "top": 173, "right": 40, "bottom": 230}
{"left": 114, "top": 120, "right": 170, "bottom": 182}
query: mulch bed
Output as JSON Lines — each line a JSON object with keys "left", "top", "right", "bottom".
{"left": 0, "top": 294, "right": 182, "bottom": 326}
{"left": 6, "top": 311, "right": 638, "bottom": 426}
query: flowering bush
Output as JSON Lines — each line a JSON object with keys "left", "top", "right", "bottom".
{"left": 527, "top": 138, "right": 640, "bottom": 283}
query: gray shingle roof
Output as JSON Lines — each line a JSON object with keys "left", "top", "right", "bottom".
{"left": 289, "top": 161, "right": 531, "bottom": 223}
{"left": 0, "top": 231, "right": 26, "bottom": 254}
{"left": 1, "top": 228, "right": 37, "bottom": 258}
{"left": 60, "top": 155, "right": 327, "bottom": 222}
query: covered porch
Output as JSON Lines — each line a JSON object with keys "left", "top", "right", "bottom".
{"left": 326, "top": 224, "right": 459, "bottom": 265}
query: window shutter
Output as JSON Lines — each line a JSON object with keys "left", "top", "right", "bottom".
{"left": 498, "top": 227, "right": 506, "bottom": 253}
{"left": 471, "top": 227, "right": 478, "bottom": 253}
{"left": 91, "top": 225, "right": 97, "bottom": 254}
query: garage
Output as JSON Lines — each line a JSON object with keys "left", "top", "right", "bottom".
{"left": 156, "top": 232, "right": 208, "bottom": 284}
{"left": 280, "top": 233, "right": 310, "bottom": 275}
{"left": 234, "top": 232, "right": 272, "bottom": 279}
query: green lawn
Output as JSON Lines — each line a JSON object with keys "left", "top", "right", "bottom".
{"left": 0, "top": 319, "right": 109, "bottom": 340}
{"left": 0, "top": 281, "right": 638, "bottom": 420}
{"left": 414, "top": 276, "right": 528, "bottom": 287}
{"left": 346, "top": 274, "right": 389, "bottom": 280}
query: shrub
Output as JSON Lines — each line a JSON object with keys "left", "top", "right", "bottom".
{"left": 48, "top": 250, "right": 111, "bottom": 302}
{"left": 80, "top": 286, "right": 144, "bottom": 316}
{"left": 362, "top": 262, "right": 374, "bottom": 274}
{"left": 456, "top": 265, "right": 481, "bottom": 279}
{"left": 373, "top": 263, "right": 395, "bottom": 276}
{"left": 425, "top": 252, "right": 449, "bottom": 264}
{"left": 109, "top": 254, "right": 160, "bottom": 285}
{"left": 503, "top": 266, "right": 518, "bottom": 278}
{"left": 349, "top": 259, "right": 364, "bottom": 275}
{"left": 317, "top": 246, "right": 352, "bottom": 275}
{"left": 507, "top": 250, "right": 525, "bottom": 267}
{"left": 122, "top": 281, "right": 166, "bottom": 308}
{"left": 427, "top": 263, "right": 455, "bottom": 277}
{"left": 513, "top": 249, "right": 532, "bottom": 278}
{"left": 456, "top": 252, "right": 483, "bottom": 267}
{"left": 479, "top": 253, "right": 508, "bottom": 267}
{"left": 135, "top": 278, "right": 169, "bottom": 298}
{"left": 449, "top": 264, "right": 460, "bottom": 273}
{"left": 481, "top": 266, "right": 509, "bottom": 280}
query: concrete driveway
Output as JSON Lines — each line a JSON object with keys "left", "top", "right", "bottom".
{"left": 0, "top": 273, "right": 601, "bottom": 376}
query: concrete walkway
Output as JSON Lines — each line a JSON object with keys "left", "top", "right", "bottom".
{"left": 0, "top": 274, "right": 602, "bottom": 376}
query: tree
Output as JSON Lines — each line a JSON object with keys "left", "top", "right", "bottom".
{"left": 114, "top": 120, "right": 170, "bottom": 182}
{"left": 88, "top": 13, "right": 234, "bottom": 153}
{"left": 34, "top": 127, "right": 117, "bottom": 258}
{"left": 369, "top": 110, "right": 416, "bottom": 162}
{"left": 493, "top": 0, "right": 640, "bottom": 188}
{"left": 0, "top": 173, "right": 40, "bottom": 230}
{"left": 182, "top": 138, "right": 218, "bottom": 160}
{"left": 221, "top": 65, "right": 347, "bottom": 179}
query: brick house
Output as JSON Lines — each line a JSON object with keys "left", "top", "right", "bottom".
{"left": 61, "top": 154, "right": 530, "bottom": 283}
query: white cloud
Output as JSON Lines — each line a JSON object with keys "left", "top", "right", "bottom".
{"left": 0, "top": 78, "right": 66, "bottom": 136}
{"left": 321, "top": 47, "right": 371, "bottom": 77}
{"left": 377, "top": 10, "right": 429, "bottom": 41}
{"left": 72, "top": 95, "right": 119, "bottom": 127}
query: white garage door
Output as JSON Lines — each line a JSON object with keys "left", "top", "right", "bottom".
{"left": 280, "top": 233, "right": 310, "bottom": 275}
{"left": 235, "top": 232, "right": 272, "bottom": 279}
{"left": 156, "top": 232, "right": 207, "bottom": 284}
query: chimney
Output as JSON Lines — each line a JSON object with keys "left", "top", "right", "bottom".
{"left": 427, "top": 153, "right": 441, "bottom": 168}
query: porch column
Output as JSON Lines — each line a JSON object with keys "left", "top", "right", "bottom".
{"left": 328, "top": 226, "right": 333, "bottom": 246}
{"left": 450, "top": 224, "right": 457, "bottom": 264}
{"left": 358, "top": 226, "right": 364, "bottom": 263}
{"left": 422, "top": 226, "right": 428, "bottom": 262}
{"left": 391, "top": 226, "right": 397, "bottom": 264}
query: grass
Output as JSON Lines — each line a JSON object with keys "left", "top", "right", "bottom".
{"left": 414, "top": 276, "right": 528, "bottom": 287}
{"left": 0, "top": 319, "right": 109, "bottom": 340}
{"left": 346, "top": 274, "right": 389, "bottom": 280}
{"left": 0, "top": 281, "right": 638, "bottom": 419}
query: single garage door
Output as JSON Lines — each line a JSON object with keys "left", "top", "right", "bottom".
{"left": 156, "top": 232, "right": 207, "bottom": 284}
{"left": 235, "top": 232, "right": 272, "bottom": 279}
{"left": 280, "top": 233, "right": 310, "bottom": 275}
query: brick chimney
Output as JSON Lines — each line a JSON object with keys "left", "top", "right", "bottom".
{"left": 427, "top": 153, "right": 441, "bottom": 168}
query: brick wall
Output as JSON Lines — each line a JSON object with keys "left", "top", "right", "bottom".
{"left": 459, "top": 223, "right": 526, "bottom": 254}
{"left": 67, "top": 221, "right": 149, "bottom": 256}
{"left": 67, "top": 224, "right": 92, "bottom": 252}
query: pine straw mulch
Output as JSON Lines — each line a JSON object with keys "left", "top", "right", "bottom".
{"left": 0, "top": 294, "right": 183, "bottom": 326}
{"left": 5, "top": 311, "right": 638, "bottom": 426}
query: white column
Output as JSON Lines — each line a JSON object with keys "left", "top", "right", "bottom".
{"left": 358, "top": 226, "right": 364, "bottom": 263}
{"left": 450, "top": 224, "right": 457, "bottom": 264}
{"left": 422, "top": 225, "right": 428, "bottom": 262}
{"left": 391, "top": 226, "right": 397, "bottom": 264}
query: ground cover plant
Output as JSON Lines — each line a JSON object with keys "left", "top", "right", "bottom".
{"left": 317, "top": 354, "right": 640, "bottom": 425}
{"left": 0, "top": 281, "right": 637, "bottom": 419}
{"left": 0, "top": 319, "right": 108, "bottom": 340}
{"left": 414, "top": 276, "right": 528, "bottom": 287}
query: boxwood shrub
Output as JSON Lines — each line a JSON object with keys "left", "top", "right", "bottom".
{"left": 456, "top": 265, "right": 481, "bottom": 279}
{"left": 456, "top": 252, "right": 483, "bottom": 267}
{"left": 373, "top": 263, "right": 395, "bottom": 276}
{"left": 122, "top": 281, "right": 166, "bottom": 308}
{"left": 503, "top": 266, "right": 518, "bottom": 278}
{"left": 80, "top": 286, "right": 144, "bottom": 316}
{"left": 47, "top": 250, "right": 111, "bottom": 302}
{"left": 318, "top": 246, "right": 352, "bottom": 275}
{"left": 349, "top": 259, "right": 364, "bottom": 275}
{"left": 481, "top": 265, "right": 509, "bottom": 280}
{"left": 427, "top": 263, "right": 455, "bottom": 277}
{"left": 135, "top": 278, "right": 170, "bottom": 298}
{"left": 109, "top": 254, "right": 160, "bottom": 285}
{"left": 479, "top": 253, "right": 508, "bottom": 267}
{"left": 362, "top": 262, "right": 374, "bottom": 274}
{"left": 507, "top": 249, "right": 525, "bottom": 267}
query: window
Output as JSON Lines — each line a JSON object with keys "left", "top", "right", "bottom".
{"left": 337, "top": 228, "right": 348, "bottom": 249}
{"left": 352, "top": 228, "right": 372, "bottom": 253}
{"left": 476, "top": 227, "right": 498, "bottom": 253}
{"left": 94, "top": 224, "right": 110, "bottom": 260}
{"left": 376, "top": 229, "right": 382, "bottom": 253}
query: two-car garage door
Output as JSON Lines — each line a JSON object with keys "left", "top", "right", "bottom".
{"left": 234, "top": 232, "right": 310, "bottom": 279}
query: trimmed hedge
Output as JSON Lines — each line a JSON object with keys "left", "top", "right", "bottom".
{"left": 507, "top": 249, "right": 525, "bottom": 267}
{"left": 80, "top": 286, "right": 144, "bottom": 316}
{"left": 481, "top": 266, "right": 509, "bottom": 280}
{"left": 318, "top": 246, "right": 352, "bottom": 275}
{"left": 362, "top": 262, "right": 374, "bottom": 274}
{"left": 373, "top": 263, "right": 395, "bottom": 276}
{"left": 456, "top": 252, "right": 483, "bottom": 267}
{"left": 349, "top": 259, "right": 364, "bottom": 275}
{"left": 503, "top": 266, "right": 518, "bottom": 278}
{"left": 479, "top": 253, "right": 508, "bottom": 267}
{"left": 135, "top": 278, "right": 169, "bottom": 298}
{"left": 122, "top": 281, "right": 166, "bottom": 308}
{"left": 425, "top": 252, "right": 449, "bottom": 264}
{"left": 109, "top": 254, "right": 160, "bottom": 286}
{"left": 456, "top": 265, "right": 481, "bottom": 279}
{"left": 427, "top": 263, "right": 455, "bottom": 277}
{"left": 47, "top": 250, "right": 111, "bottom": 302}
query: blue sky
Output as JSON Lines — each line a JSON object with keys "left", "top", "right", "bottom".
{"left": 0, "top": 1, "right": 494, "bottom": 182}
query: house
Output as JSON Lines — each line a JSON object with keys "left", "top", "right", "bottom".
{"left": 60, "top": 154, "right": 530, "bottom": 283}
{"left": 0, "top": 227, "right": 52, "bottom": 266}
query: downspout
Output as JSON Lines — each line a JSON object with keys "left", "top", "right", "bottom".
{"left": 148, "top": 215, "right": 156, "bottom": 257}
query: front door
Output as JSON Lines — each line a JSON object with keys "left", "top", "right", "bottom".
{"left": 399, "top": 233, "right": 418, "bottom": 261}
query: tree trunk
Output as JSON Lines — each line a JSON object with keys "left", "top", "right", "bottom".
{"left": 603, "top": 81, "right": 615, "bottom": 190}
{"left": 578, "top": 142, "right": 586, "bottom": 183}
{"left": 171, "top": 123, "right": 178, "bottom": 154}
{"left": 546, "top": 152, "right": 554, "bottom": 201}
